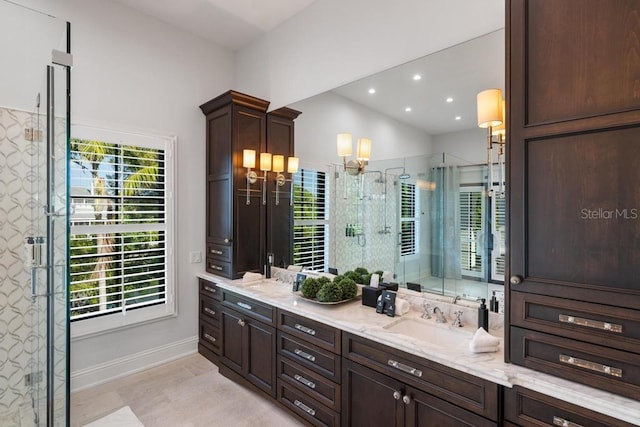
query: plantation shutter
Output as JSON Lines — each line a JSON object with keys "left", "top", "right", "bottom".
{"left": 400, "top": 182, "right": 416, "bottom": 256}
{"left": 293, "top": 169, "right": 327, "bottom": 271}
{"left": 491, "top": 192, "right": 506, "bottom": 281}
{"left": 459, "top": 187, "right": 484, "bottom": 277}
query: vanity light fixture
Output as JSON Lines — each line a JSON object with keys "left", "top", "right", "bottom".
{"left": 476, "top": 88, "right": 506, "bottom": 198}
{"left": 243, "top": 150, "right": 299, "bottom": 205}
{"left": 337, "top": 133, "right": 371, "bottom": 176}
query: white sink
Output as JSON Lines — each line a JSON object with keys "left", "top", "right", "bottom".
{"left": 383, "top": 317, "right": 473, "bottom": 347}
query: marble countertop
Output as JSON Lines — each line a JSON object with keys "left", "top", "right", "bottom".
{"left": 197, "top": 272, "right": 640, "bottom": 424}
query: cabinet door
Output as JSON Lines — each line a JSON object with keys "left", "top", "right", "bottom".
{"left": 206, "top": 106, "right": 232, "bottom": 246}
{"left": 507, "top": 1, "right": 640, "bottom": 309}
{"left": 405, "top": 386, "right": 496, "bottom": 427}
{"left": 220, "top": 306, "right": 244, "bottom": 374}
{"left": 342, "top": 359, "right": 404, "bottom": 427}
{"left": 245, "top": 316, "right": 277, "bottom": 397}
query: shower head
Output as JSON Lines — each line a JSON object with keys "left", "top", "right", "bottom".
{"left": 399, "top": 172, "right": 411, "bottom": 180}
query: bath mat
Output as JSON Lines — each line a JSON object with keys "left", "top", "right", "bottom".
{"left": 83, "top": 406, "right": 144, "bottom": 427}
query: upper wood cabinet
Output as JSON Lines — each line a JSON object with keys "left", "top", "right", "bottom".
{"left": 507, "top": 0, "right": 640, "bottom": 400}
{"left": 200, "top": 91, "right": 269, "bottom": 279}
{"left": 266, "top": 107, "right": 301, "bottom": 269}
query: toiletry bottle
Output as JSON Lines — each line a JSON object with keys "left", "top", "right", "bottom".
{"left": 265, "top": 252, "right": 274, "bottom": 278}
{"left": 478, "top": 298, "right": 489, "bottom": 331}
{"left": 490, "top": 291, "right": 497, "bottom": 312}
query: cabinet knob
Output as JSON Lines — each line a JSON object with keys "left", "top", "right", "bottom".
{"left": 224, "top": 238, "right": 231, "bottom": 243}
{"left": 238, "top": 319, "right": 245, "bottom": 327}
{"left": 510, "top": 275, "right": 523, "bottom": 285}
{"left": 402, "top": 395, "right": 411, "bottom": 405}
{"left": 392, "top": 391, "right": 401, "bottom": 400}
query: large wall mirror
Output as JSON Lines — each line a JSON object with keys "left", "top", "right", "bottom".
{"left": 288, "top": 29, "right": 505, "bottom": 304}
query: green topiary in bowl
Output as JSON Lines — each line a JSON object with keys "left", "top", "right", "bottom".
{"left": 300, "top": 277, "right": 322, "bottom": 299}
{"left": 316, "top": 280, "right": 344, "bottom": 303}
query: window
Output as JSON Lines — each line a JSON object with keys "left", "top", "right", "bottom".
{"left": 490, "top": 191, "right": 506, "bottom": 282}
{"left": 400, "top": 182, "right": 417, "bottom": 256}
{"left": 459, "top": 186, "right": 485, "bottom": 278}
{"left": 293, "top": 169, "right": 327, "bottom": 271}
{"left": 69, "top": 125, "right": 175, "bottom": 336}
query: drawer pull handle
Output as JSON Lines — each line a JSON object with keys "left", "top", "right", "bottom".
{"left": 203, "top": 333, "right": 216, "bottom": 343}
{"left": 238, "top": 319, "right": 245, "bottom": 327}
{"left": 204, "top": 307, "right": 216, "bottom": 316}
{"left": 553, "top": 416, "right": 583, "bottom": 427}
{"left": 388, "top": 359, "right": 423, "bottom": 378}
{"left": 237, "top": 302, "right": 253, "bottom": 311}
{"left": 210, "top": 264, "right": 223, "bottom": 271}
{"left": 204, "top": 286, "right": 217, "bottom": 294}
{"left": 294, "top": 374, "right": 316, "bottom": 389}
{"left": 210, "top": 249, "right": 223, "bottom": 255}
{"left": 559, "top": 354, "right": 622, "bottom": 378}
{"left": 294, "top": 348, "right": 316, "bottom": 362}
{"left": 294, "top": 323, "right": 316, "bottom": 336}
{"left": 558, "top": 314, "right": 622, "bottom": 333}
{"left": 293, "top": 399, "right": 315, "bottom": 417}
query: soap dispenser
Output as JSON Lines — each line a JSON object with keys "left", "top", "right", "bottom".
{"left": 265, "top": 252, "right": 274, "bottom": 279}
{"left": 478, "top": 298, "right": 489, "bottom": 331}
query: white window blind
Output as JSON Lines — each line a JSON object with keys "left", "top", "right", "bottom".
{"left": 459, "top": 187, "right": 485, "bottom": 278}
{"left": 491, "top": 192, "right": 506, "bottom": 282}
{"left": 69, "top": 137, "right": 172, "bottom": 321}
{"left": 293, "top": 169, "right": 327, "bottom": 271}
{"left": 400, "top": 183, "right": 416, "bottom": 256}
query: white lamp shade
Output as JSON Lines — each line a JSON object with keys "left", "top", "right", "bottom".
{"left": 491, "top": 99, "right": 506, "bottom": 135}
{"left": 272, "top": 155, "right": 285, "bottom": 173}
{"left": 287, "top": 156, "right": 299, "bottom": 174}
{"left": 477, "top": 89, "right": 503, "bottom": 128}
{"left": 337, "top": 133, "right": 353, "bottom": 157}
{"left": 260, "top": 152, "right": 272, "bottom": 171}
{"left": 356, "top": 138, "right": 372, "bottom": 161}
{"left": 243, "top": 149, "right": 256, "bottom": 168}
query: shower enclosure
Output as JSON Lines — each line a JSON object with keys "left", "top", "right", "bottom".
{"left": 0, "top": 2, "right": 71, "bottom": 426}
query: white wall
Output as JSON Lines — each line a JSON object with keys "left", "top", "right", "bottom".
{"left": 7, "top": 0, "right": 235, "bottom": 387}
{"left": 237, "top": 0, "right": 505, "bottom": 110}
{"left": 290, "top": 91, "right": 432, "bottom": 168}
{"left": 432, "top": 128, "right": 487, "bottom": 164}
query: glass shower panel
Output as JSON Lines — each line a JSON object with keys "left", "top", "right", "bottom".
{"left": 0, "top": 2, "right": 69, "bottom": 425}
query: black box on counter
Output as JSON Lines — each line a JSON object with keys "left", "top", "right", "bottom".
{"left": 380, "top": 282, "right": 399, "bottom": 291}
{"left": 362, "top": 286, "right": 383, "bottom": 307}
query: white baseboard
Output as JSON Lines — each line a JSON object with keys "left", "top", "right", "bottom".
{"left": 70, "top": 336, "right": 198, "bottom": 392}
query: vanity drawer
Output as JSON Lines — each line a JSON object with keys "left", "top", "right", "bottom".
{"left": 278, "top": 332, "right": 341, "bottom": 383}
{"left": 277, "top": 309, "right": 341, "bottom": 354}
{"left": 278, "top": 355, "right": 341, "bottom": 412}
{"left": 343, "top": 332, "right": 499, "bottom": 421}
{"left": 504, "top": 385, "right": 637, "bottom": 427}
{"left": 278, "top": 379, "right": 340, "bottom": 427}
{"left": 510, "top": 327, "right": 640, "bottom": 400}
{"left": 511, "top": 291, "right": 640, "bottom": 354}
{"left": 222, "top": 290, "right": 275, "bottom": 326}
{"left": 206, "top": 258, "right": 232, "bottom": 277}
{"left": 199, "top": 321, "right": 220, "bottom": 355}
{"left": 206, "top": 242, "right": 231, "bottom": 262}
{"left": 199, "top": 294, "right": 221, "bottom": 325}
{"left": 199, "top": 278, "right": 222, "bottom": 301}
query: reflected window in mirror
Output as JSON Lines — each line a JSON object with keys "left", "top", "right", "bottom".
{"left": 292, "top": 168, "right": 328, "bottom": 271}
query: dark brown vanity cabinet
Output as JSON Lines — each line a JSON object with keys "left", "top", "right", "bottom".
{"left": 266, "top": 108, "right": 301, "bottom": 269}
{"left": 220, "top": 290, "right": 277, "bottom": 397}
{"left": 504, "top": 386, "right": 637, "bottom": 427}
{"left": 507, "top": 0, "right": 640, "bottom": 400}
{"left": 198, "top": 279, "right": 222, "bottom": 363}
{"left": 276, "top": 310, "right": 342, "bottom": 427}
{"left": 342, "top": 333, "right": 500, "bottom": 426}
{"left": 200, "top": 91, "right": 269, "bottom": 279}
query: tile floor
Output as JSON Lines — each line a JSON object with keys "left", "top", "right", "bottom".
{"left": 70, "top": 353, "right": 303, "bottom": 427}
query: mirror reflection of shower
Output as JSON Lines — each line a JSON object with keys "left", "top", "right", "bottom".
{"left": 380, "top": 165, "right": 411, "bottom": 235}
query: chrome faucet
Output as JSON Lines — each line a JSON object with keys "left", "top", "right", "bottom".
{"left": 433, "top": 306, "right": 447, "bottom": 323}
{"left": 453, "top": 310, "right": 464, "bottom": 327}
{"left": 452, "top": 295, "right": 461, "bottom": 304}
{"left": 421, "top": 302, "right": 432, "bottom": 319}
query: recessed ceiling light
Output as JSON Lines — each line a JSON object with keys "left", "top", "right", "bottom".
{"left": 446, "top": 97, "right": 454, "bottom": 103}
{"left": 405, "top": 107, "right": 412, "bottom": 112}
{"left": 455, "top": 116, "right": 461, "bottom": 120}
{"left": 368, "top": 88, "right": 376, "bottom": 94}
{"left": 413, "top": 74, "right": 421, "bottom": 81}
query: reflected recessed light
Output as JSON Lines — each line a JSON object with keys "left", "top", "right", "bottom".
{"left": 455, "top": 116, "right": 461, "bottom": 120}
{"left": 405, "top": 107, "right": 412, "bottom": 112}
{"left": 446, "top": 97, "right": 454, "bottom": 103}
{"left": 368, "top": 88, "right": 376, "bottom": 94}
{"left": 413, "top": 74, "right": 422, "bottom": 81}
